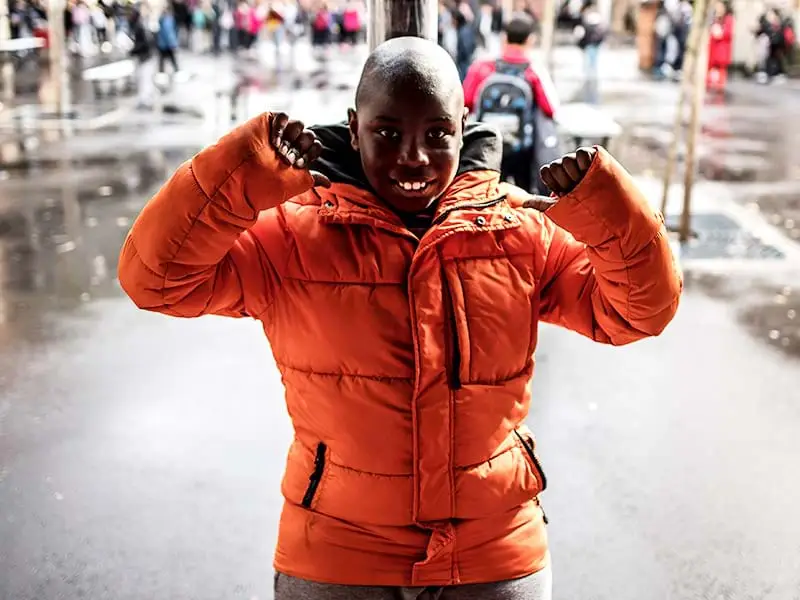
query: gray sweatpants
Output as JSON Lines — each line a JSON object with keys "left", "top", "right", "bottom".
{"left": 274, "top": 565, "right": 553, "bottom": 600}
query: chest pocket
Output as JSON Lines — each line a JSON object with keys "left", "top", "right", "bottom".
{"left": 441, "top": 251, "right": 538, "bottom": 385}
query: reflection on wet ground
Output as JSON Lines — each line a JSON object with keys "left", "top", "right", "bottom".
{"left": 0, "top": 146, "right": 197, "bottom": 345}
{"left": 605, "top": 90, "right": 800, "bottom": 185}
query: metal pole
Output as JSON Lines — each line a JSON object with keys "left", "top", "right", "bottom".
{"left": 367, "top": 0, "right": 438, "bottom": 50}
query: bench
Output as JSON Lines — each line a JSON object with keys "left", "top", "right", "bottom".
{"left": 555, "top": 102, "right": 622, "bottom": 149}
{"left": 0, "top": 37, "right": 45, "bottom": 56}
{"left": 82, "top": 59, "right": 136, "bottom": 98}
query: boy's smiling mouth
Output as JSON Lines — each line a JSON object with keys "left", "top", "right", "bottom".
{"left": 392, "top": 178, "right": 435, "bottom": 195}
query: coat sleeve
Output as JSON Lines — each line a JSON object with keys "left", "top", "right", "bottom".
{"left": 118, "top": 112, "right": 313, "bottom": 319}
{"left": 536, "top": 147, "right": 682, "bottom": 345}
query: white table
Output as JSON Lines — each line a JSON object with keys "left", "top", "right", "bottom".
{"left": 555, "top": 102, "right": 623, "bottom": 148}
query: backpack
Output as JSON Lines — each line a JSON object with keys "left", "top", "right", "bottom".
{"left": 474, "top": 60, "right": 535, "bottom": 153}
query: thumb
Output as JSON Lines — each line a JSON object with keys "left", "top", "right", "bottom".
{"left": 310, "top": 171, "right": 331, "bottom": 189}
{"left": 522, "top": 195, "right": 558, "bottom": 212}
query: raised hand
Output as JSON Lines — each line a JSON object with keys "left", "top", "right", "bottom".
{"left": 271, "top": 112, "right": 331, "bottom": 188}
{"left": 539, "top": 147, "right": 596, "bottom": 197}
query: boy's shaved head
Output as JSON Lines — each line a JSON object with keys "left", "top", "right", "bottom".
{"left": 348, "top": 37, "right": 469, "bottom": 213}
{"left": 355, "top": 37, "right": 464, "bottom": 110}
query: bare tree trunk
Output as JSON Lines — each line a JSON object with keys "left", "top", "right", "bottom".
{"left": 680, "top": 2, "right": 714, "bottom": 242}
{"left": 539, "top": 0, "right": 557, "bottom": 76}
{"left": 659, "top": 0, "right": 710, "bottom": 218}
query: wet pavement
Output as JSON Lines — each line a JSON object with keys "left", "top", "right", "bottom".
{"left": 2, "top": 45, "right": 800, "bottom": 600}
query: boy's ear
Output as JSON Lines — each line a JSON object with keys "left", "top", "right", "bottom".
{"left": 347, "top": 108, "right": 359, "bottom": 151}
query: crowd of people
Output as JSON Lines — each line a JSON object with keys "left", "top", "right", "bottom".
{"left": 652, "top": 0, "right": 797, "bottom": 89}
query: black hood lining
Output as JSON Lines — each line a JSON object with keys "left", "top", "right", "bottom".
{"left": 308, "top": 121, "right": 503, "bottom": 189}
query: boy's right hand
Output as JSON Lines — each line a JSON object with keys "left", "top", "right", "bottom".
{"left": 271, "top": 112, "right": 331, "bottom": 188}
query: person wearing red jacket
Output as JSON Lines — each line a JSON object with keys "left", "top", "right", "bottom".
{"left": 462, "top": 13, "right": 559, "bottom": 119}
{"left": 707, "top": 1, "right": 735, "bottom": 93}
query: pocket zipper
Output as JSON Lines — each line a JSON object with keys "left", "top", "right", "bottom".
{"left": 301, "top": 442, "right": 327, "bottom": 508}
{"left": 513, "top": 430, "right": 547, "bottom": 491}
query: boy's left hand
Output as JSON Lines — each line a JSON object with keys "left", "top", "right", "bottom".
{"left": 539, "top": 147, "right": 596, "bottom": 197}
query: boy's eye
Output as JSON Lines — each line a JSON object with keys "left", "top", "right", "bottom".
{"left": 427, "top": 128, "right": 452, "bottom": 141}
{"left": 377, "top": 128, "right": 400, "bottom": 141}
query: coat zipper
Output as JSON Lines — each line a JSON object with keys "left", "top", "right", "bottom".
{"left": 441, "top": 268, "right": 462, "bottom": 390}
{"left": 301, "top": 442, "right": 327, "bottom": 508}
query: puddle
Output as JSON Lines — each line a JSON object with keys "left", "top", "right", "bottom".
{"left": 666, "top": 212, "right": 784, "bottom": 260}
{"left": 0, "top": 146, "right": 199, "bottom": 342}
{"left": 742, "top": 190, "right": 800, "bottom": 243}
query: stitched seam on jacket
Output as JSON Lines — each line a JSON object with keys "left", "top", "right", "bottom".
{"left": 556, "top": 193, "right": 633, "bottom": 323}
{"left": 161, "top": 144, "right": 267, "bottom": 309}
{"left": 279, "top": 363, "right": 413, "bottom": 382}
{"left": 252, "top": 206, "right": 298, "bottom": 321}
{"left": 281, "top": 277, "right": 405, "bottom": 287}
{"left": 126, "top": 237, "right": 163, "bottom": 279}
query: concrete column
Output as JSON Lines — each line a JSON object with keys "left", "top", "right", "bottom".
{"left": 366, "top": 0, "right": 438, "bottom": 50}
{"left": 1, "top": 0, "right": 14, "bottom": 101}
{"left": 46, "top": 0, "right": 70, "bottom": 116}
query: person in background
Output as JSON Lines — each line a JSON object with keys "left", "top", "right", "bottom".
{"left": 438, "top": 0, "right": 458, "bottom": 59}
{"left": 91, "top": 1, "right": 109, "bottom": 47}
{"left": 573, "top": 0, "right": 607, "bottom": 104}
{"left": 462, "top": 12, "right": 559, "bottom": 119}
{"left": 157, "top": 5, "right": 180, "bottom": 73}
{"left": 340, "top": 0, "right": 363, "bottom": 48}
{"left": 653, "top": 0, "right": 673, "bottom": 78}
{"left": 670, "top": 0, "right": 692, "bottom": 75}
{"left": 454, "top": 0, "right": 477, "bottom": 80}
{"left": 706, "top": 0, "right": 734, "bottom": 93}
{"left": 129, "top": 8, "right": 155, "bottom": 110}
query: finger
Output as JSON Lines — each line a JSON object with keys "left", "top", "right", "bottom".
{"left": 548, "top": 164, "right": 574, "bottom": 192}
{"left": 282, "top": 120, "right": 304, "bottom": 145}
{"left": 576, "top": 147, "right": 595, "bottom": 171}
{"left": 292, "top": 130, "right": 317, "bottom": 156}
{"left": 271, "top": 112, "right": 289, "bottom": 147}
{"left": 278, "top": 121, "right": 305, "bottom": 162}
{"left": 522, "top": 195, "right": 558, "bottom": 212}
{"left": 296, "top": 139, "right": 323, "bottom": 169}
{"left": 561, "top": 155, "right": 582, "bottom": 182}
{"left": 539, "top": 166, "right": 561, "bottom": 194}
{"left": 310, "top": 171, "right": 331, "bottom": 188}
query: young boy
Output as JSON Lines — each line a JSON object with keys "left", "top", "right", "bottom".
{"left": 119, "top": 37, "right": 681, "bottom": 600}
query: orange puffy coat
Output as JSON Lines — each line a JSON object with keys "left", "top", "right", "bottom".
{"left": 118, "top": 113, "right": 682, "bottom": 587}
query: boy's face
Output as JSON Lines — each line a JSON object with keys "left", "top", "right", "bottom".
{"left": 348, "top": 86, "right": 469, "bottom": 213}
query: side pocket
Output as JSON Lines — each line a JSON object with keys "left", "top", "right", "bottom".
{"left": 301, "top": 442, "right": 327, "bottom": 508}
{"left": 513, "top": 430, "right": 547, "bottom": 492}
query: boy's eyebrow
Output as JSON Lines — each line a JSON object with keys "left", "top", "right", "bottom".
{"left": 371, "top": 115, "right": 456, "bottom": 123}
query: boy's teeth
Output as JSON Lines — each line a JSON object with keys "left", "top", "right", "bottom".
{"left": 400, "top": 181, "right": 426, "bottom": 191}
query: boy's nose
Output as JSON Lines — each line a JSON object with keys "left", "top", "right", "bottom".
{"left": 398, "top": 141, "right": 429, "bottom": 168}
